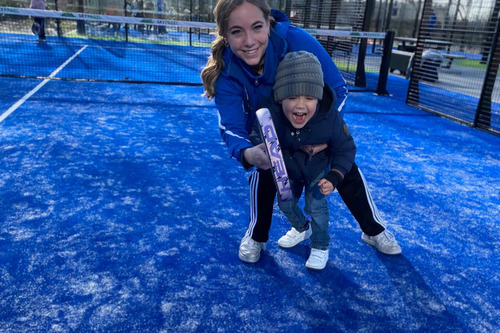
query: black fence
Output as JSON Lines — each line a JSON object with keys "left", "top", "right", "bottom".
{"left": 404, "top": 0, "right": 500, "bottom": 136}
{"left": 278, "top": 0, "right": 500, "bottom": 136}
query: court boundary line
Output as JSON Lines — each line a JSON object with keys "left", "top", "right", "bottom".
{"left": 0, "top": 45, "right": 88, "bottom": 123}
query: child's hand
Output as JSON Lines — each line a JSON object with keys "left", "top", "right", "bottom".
{"left": 318, "top": 178, "right": 334, "bottom": 195}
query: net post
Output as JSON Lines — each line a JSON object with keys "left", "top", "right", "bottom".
{"left": 124, "top": 0, "right": 129, "bottom": 42}
{"left": 189, "top": 0, "right": 193, "bottom": 46}
{"left": 376, "top": 30, "right": 395, "bottom": 96}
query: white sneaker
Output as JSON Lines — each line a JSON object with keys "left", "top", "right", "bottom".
{"left": 362, "top": 230, "right": 402, "bottom": 255}
{"left": 238, "top": 234, "right": 266, "bottom": 263}
{"left": 277, "top": 226, "right": 312, "bottom": 248}
{"left": 305, "top": 248, "right": 329, "bottom": 270}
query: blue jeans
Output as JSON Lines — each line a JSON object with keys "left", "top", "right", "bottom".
{"left": 277, "top": 173, "right": 330, "bottom": 250}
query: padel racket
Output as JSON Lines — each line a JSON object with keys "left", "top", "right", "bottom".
{"left": 256, "top": 108, "right": 292, "bottom": 202}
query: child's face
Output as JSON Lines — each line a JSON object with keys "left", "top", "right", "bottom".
{"left": 281, "top": 96, "right": 318, "bottom": 129}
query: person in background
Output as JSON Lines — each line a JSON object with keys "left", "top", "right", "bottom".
{"left": 258, "top": 51, "right": 357, "bottom": 270}
{"left": 105, "top": 1, "right": 120, "bottom": 36}
{"left": 143, "top": 0, "right": 155, "bottom": 35}
{"left": 124, "top": 1, "right": 132, "bottom": 35}
{"left": 133, "top": 0, "right": 139, "bottom": 21}
{"left": 156, "top": 0, "right": 167, "bottom": 35}
{"left": 201, "top": 0, "right": 402, "bottom": 264}
{"left": 30, "top": 0, "right": 46, "bottom": 42}
{"left": 134, "top": 0, "right": 144, "bottom": 36}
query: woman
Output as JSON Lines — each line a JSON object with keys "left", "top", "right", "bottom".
{"left": 201, "top": 0, "right": 401, "bottom": 263}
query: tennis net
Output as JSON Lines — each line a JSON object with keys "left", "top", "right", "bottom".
{"left": 0, "top": 6, "right": 387, "bottom": 88}
{"left": 0, "top": 6, "right": 215, "bottom": 84}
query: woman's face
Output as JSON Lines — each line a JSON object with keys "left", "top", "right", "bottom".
{"left": 226, "top": 2, "right": 270, "bottom": 67}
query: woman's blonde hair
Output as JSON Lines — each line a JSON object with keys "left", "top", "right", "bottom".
{"left": 200, "top": 0, "right": 271, "bottom": 99}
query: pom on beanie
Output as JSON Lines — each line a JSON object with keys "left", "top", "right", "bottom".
{"left": 273, "top": 51, "right": 324, "bottom": 102}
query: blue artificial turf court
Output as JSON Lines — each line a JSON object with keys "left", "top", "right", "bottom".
{"left": 0, "top": 33, "right": 499, "bottom": 332}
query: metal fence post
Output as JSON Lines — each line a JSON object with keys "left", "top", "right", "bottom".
{"left": 376, "top": 30, "right": 395, "bottom": 96}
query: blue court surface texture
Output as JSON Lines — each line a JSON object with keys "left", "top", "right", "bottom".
{"left": 0, "top": 73, "right": 499, "bottom": 332}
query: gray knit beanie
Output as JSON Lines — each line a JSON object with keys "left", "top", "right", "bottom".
{"left": 273, "top": 51, "right": 324, "bottom": 102}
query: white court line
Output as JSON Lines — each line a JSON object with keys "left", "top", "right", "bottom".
{"left": 0, "top": 45, "right": 88, "bottom": 123}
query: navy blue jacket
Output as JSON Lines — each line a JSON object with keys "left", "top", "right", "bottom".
{"left": 257, "top": 85, "right": 356, "bottom": 188}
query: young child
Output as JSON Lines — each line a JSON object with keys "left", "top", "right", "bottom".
{"left": 261, "top": 51, "right": 356, "bottom": 270}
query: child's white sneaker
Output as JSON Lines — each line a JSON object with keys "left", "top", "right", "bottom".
{"left": 277, "top": 226, "right": 312, "bottom": 248}
{"left": 305, "top": 248, "right": 329, "bottom": 270}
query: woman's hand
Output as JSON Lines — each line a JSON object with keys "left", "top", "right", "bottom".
{"left": 318, "top": 178, "right": 334, "bottom": 196}
{"left": 244, "top": 144, "right": 271, "bottom": 170}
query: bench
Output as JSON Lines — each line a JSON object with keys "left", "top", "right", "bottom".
{"left": 397, "top": 44, "right": 416, "bottom": 52}
{"left": 442, "top": 54, "right": 466, "bottom": 69}
{"left": 389, "top": 50, "right": 414, "bottom": 77}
